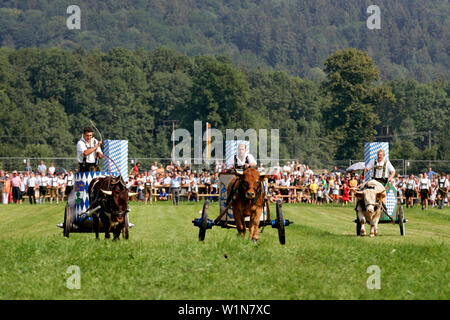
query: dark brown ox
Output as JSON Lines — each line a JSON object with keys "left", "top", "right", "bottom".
{"left": 228, "top": 168, "right": 266, "bottom": 243}
{"left": 87, "top": 176, "right": 136, "bottom": 240}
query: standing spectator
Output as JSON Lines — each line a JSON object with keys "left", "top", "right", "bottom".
{"left": 396, "top": 175, "right": 406, "bottom": 205}
{"left": 405, "top": 174, "right": 417, "bottom": 208}
{"left": 130, "top": 162, "right": 140, "bottom": 177}
{"left": 170, "top": 172, "right": 182, "bottom": 206}
{"left": 26, "top": 172, "right": 37, "bottom": 204}
{"left": 2, "top": 174, "right": 11, "bottom": 204}
{"left": 349, "top": 175, "right": 358, "bottom": 203}
{"left": 136, "top": 174, "right": 145, "bottom": 201}
{"left": 341, "top": 183, "right": 350, "bottom": 206}
{"left": 0, "top": 170, "right": 5, "bottom": 203}
{"left": 19, "top": 173, "right": 26, "bottom": 204}
{"left": 304, "top": 165, "right": 314, "bottom": 179}
{"left": 283, "top": 162, "right": 292, "bottom": 174}
{"left": 144, "top": 171, "right": 154, "bottom": 205}
{"left": 157, "top": 164, "right": 165, "bottom": 176}
{"left": 49, "top": 173, "right": 59, "bottom": 204}
{"left": 429, "top": 181, "right": 437, "bottom": 208}
{"left": 37, "top": 172, "right": 49, "bottom": 204}
{"left": 166, "top": 161, "right": 175, "bottom": 174}
{"left": 11, "top": 171, "right": 22, "bottom": 204}
{"left": 309, "top": 178, "right": 318, "bottom": 204}
{"left": 25, "top": 161, "right": 33, "bottom": 172}
{"left": 257, "top": 163, "right": 266, "bottom": 174}
{"left": 37, "top": 160, "right": 47, "bottom": 175}
{"left": 426, "top": 167, "right": 436, "bottom": 179}
{"left": 418, "top": 172, "right": 431, "bottom": 210}
{"left": 65, "top": 171, "right": 74, "bottom": 196}
{"left": 332, "top": 180, "right": 340, "bottom": 204}
{"left": 58, "top": 173, "right": 66, "bottom": 202}
{"left": 48, "top": 162, "right": 56, "bottom": 176}
{"left": 437, "top": 172, "right": 449, "bottom": 209}
{"left": 151, "top": 161, "right": 158, "bottom": 172}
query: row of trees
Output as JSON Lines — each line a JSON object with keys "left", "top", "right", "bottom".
{"left": 0, "top": 0, "right": 449, "bottom": 82}
{"left": 0, "top": 46, "right": 448, "bottom": 166}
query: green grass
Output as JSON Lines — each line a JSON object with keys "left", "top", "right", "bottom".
{"left": 0, "top": 201, "right": 448, "bottom": 300}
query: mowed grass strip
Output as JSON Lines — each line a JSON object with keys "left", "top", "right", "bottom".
{"left": 0, "top": 201, "right": 448, "bottom": 300}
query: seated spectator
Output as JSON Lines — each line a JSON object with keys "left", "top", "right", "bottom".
{"left": 188, "top": 181, "right": 199, "bottom": 202}
{"left": 166, "top": 161, "right": 175, "bottom": 174}
{"left": 159, "top": 188, "right": 168, "bottom": 201}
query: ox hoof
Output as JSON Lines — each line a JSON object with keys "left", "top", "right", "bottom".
{"left": 252, "top": 239, "right": 258, "bottom": 244}
{"left": 369, "top": 233, "right": 375, "bottom": 238}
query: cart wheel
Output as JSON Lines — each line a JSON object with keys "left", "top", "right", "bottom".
{"left": 398, "top": 206, "right": 405, "bottom": 236}
{"left": 199, "top": 200, "right": 209, "bottom": 241}
{"left": 63, "top": 204, "right": 71, "bottom": 238}
{"left": 122, "top": 213, "right": 129, "bottom": 240}
{"left": 276, "top": 201, "right": 286, "bottom": 245}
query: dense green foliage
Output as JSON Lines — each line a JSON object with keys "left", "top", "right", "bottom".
{"left": 0, "top": 46, "right": 448, "bottom": 164}
{"left": 0, "top": 202, "right": 448, "bottom": 299}
{"left": 0, "top": 0, "right": 449, "bottom": 81}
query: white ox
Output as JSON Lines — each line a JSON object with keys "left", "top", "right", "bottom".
{"left": 355, "top": 179, "right": 387, "bottom": 237}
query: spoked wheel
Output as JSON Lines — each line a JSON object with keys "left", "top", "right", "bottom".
{"left": 398, "top": 206, "right": 405, "bottom": 236}
{"left": 199, "top": 200, "right": 209, "bottom": 241}
{"left": 276, "top": 200, "right": 285, "bottom": 245}
{"left": 122, "top": 213, "right": 129, "bottom": 240}
{"left": 63, "top": 204, "right": 71, "bottom": 238}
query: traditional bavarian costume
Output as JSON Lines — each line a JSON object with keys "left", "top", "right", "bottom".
{"left": 366, "top": 158, "right": 395, "bottom": 185}
{"left": 437, "top": 176, "right": 449, "bottom": 198}
{"left": 233, "top": 153, "right": 256, "bottom": 170}
{"left": 76, "top": 136, "right": 102, "bottom": 172}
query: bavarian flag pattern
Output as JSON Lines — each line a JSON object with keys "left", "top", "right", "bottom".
{"left": 74, "top": 171, "right": 118, "bottom": 215}
{"left": 103, "top": 140, "right": 128, "bottom": 182}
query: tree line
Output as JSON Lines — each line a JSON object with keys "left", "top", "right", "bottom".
{"left": 0, "top": 46, "right": 448, "bottom": 167}
{"left": 0, "top": 0, "right": 449, "bottom": 82}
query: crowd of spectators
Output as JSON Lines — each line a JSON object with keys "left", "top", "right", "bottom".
{"left": 1, "top": 160, "right": 449, "bottom": 210}
{"left": 0, "top": 161, "right": 74, "bottom": 205}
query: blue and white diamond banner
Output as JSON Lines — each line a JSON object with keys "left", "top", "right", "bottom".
{"left": 74, "top": 171, "right": 118, "bottom": 216}
{"left": 364, "top": 142, "right": 389, "bottom": 182}
{"left": 103, "top": 140, "right": 128, "bottom": 182}
{"left": 225, "top": 140, "right": 250, "bottom": 169}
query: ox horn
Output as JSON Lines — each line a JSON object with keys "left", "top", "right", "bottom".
{"left": 128, "top": 192, "right": 138, "bottom": 197}
{"left": 101, "top": 190, "right": 112, "bottom": 196}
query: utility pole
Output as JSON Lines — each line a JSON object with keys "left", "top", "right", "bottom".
{"left": 428, "top": 130, "right": 431, "bottom": 149}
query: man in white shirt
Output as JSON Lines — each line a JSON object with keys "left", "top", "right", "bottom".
{"left": 26, "top": 172, "right": 37, "bottom": 204}
{"left": 437, "top": 172, "right": 449, "bottom": 209}
{"left": 144, "top": 171, "right": 154, "bottom": 205}
{"left": 77, "top": 127, "right": 103, "bottom": 172}
{"left": 37, "top": 172, "right": 49, "bottom": 204}
{"left": 405, "top": 174, "right": 417, "bottom": 208}
{"left": 230, "top": 143, "right": 257, "bottom": 170}
{"left": 65, "top": 171, "right": 74, "bottom": 196}
{"left": 304, "top": 165, "right": 314, "bottom": 179}
{"left": 418, "top": 172, "right": 431, "bottom": 210}
{"left": 364, "top": 149, "right": 395, "bottom": 185}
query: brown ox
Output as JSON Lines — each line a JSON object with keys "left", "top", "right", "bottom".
{"left": 355, "top": 180, "right": 386, "bottom": 237}
{"left": 87, "top": 176, "right": 136, "bottom": 240}
{"left": 228, "top": 168, "right": 266, "bottom": 243}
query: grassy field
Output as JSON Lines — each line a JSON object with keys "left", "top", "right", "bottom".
{"left": 0, "top": 200, "right": 448, "bottom": 300}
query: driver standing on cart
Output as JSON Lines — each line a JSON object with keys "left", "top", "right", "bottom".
{"left": 364, "top": 149, "right": 396, "bottom": 185}
{"left": 77, "top": 127, "right": 104, "bottom": 172}
{"left": 230, "top": 143, "right": 257, "bottom": 170}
